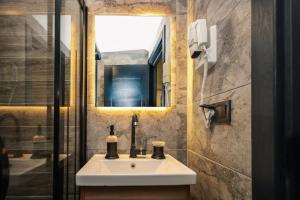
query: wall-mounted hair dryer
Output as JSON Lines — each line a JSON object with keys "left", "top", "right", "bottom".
{"left": 188, "top": 19, "right": 217, "bottom": 66}
{"left": 188, "top": 19, "right": 208, "bottom": 58}
{"left": 188, "top": 19, "right": 217, "bottom": 128}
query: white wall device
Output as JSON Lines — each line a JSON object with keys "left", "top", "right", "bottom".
{"left": 188, "top": 19, "right": 217, "bottom": 66}
{"left": 188, "top": 19, "right": 207, "bottom": 58}
{"left": 188, "top": 19, "right": 218, "bottom": 128}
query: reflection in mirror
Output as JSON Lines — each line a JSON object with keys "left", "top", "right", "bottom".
{"left": 95, "top": 16, "right": 171, "bottom": 107}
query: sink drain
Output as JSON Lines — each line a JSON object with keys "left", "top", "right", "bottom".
{"left": 131, "top": 163, "right": 136, "bottom": 168}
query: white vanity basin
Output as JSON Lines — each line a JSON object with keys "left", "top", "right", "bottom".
{"left": 76, "top": 154, "right": 196, "bottom": 186}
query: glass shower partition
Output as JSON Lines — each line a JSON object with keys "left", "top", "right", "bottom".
{"left": 58, "top": 0, "right": 83, "bottom": 199}
{"left": 0, "top": 0, "right": 85, "bottom": 199}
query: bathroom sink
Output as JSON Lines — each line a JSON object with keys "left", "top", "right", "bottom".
{"left": 76, "top": 154, "right": 196, "bottom": 186}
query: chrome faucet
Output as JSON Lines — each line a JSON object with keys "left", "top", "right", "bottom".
{"left": 130, "top": 114, "right": 139, "bottom": 158}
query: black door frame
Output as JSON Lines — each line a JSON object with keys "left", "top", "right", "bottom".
{"left": 79, "top": 1, "right": 88, "bottom": 168}
{"left": 252, "top": 0, "right": 300, "bottom": 199}
{"left": 53, "top": 0, "right": 62, "bottom": 199}
{"left": 54, "top": 0, "right": 87, "bottom": 199}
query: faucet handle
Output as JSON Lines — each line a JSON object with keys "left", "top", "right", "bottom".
{"left": 135, "top": 148, "right": 147, "bottom": 158}
{"left": 136, "top": 137, "right": 147, "bottom": 156}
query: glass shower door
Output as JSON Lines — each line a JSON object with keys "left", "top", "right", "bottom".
{"left": 0, "top": 1, "right": 56, "bottom": 199}
{"left": 56, "top": 0, "right": 83, "bottom": 199}
{"left": 0, "top": 0, "right": 85, "bottom": 199}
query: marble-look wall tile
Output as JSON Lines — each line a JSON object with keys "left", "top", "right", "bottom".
{"left": 175, "top": 13, "right": 188, "bottom": 106}
{"left": 188, "top": 84, "right": 251, "bottom": 176}
{"left": 0, "top": 109, "right": 50, "bottom": 126}
{"left": 0, "top": 58, "right": 63, "bottom": 82}
{"left": 187, "top": 0, "right": 251, "bottom": 199}
{"left": 86, "top": 0, "right": 176, "bottom": 16}
{"left": 188, "top": 151, "right": 251, "bottom": 200}
{"left": 0, "top": 1, "right": 54, "bottom": 15}
{"left": 167, "top": 149, "right": 187, "bottom": 164}
{"left": 87, "top": 105, "right": 187, "bottom": 152}
{"left": 0, "top": 15, "right": 71, "bottom": 106}
{"left": 0, "top": 16, "right": 27, "bottom": 36}
{"left": 176, "top": 0, "right": 188, "bottom": 15}
{"left": 0, "top": 35, "right": 53, "bottom": 59}
{"left": 0, "top": 0, "right": 79, "bottom": 15}
{"left": 192, "top": 0, "right": 251, "bottom": 100}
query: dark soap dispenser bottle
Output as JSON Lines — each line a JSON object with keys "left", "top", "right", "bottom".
{"left": 105, "top": 125, "right": 119, "bottom": 159}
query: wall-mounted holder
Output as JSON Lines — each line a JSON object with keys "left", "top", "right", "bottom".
{"left": 200, "top": 100, "right": 231, "bottom": 124}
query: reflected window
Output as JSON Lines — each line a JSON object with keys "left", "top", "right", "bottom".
{"left": 104, "top": 65, "right": 150, "bottom": 107}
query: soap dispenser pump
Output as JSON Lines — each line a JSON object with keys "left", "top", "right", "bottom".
{"left": 105, "top": 125, "right": 119, "bottom": 159}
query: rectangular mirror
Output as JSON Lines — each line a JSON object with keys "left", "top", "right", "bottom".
{"left": 95, "top": 16, "right": 171, "bottom": 107}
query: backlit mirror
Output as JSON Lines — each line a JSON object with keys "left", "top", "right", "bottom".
{"left": 95, "top": 16, "right": 171, "bottom": 107}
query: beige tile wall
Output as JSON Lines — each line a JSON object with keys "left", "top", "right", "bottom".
{"left": 86, "top": 0, "right": 188, "bottom": 163}
{"left": 187, "top": 0, "right": 252, "bottom": 199}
